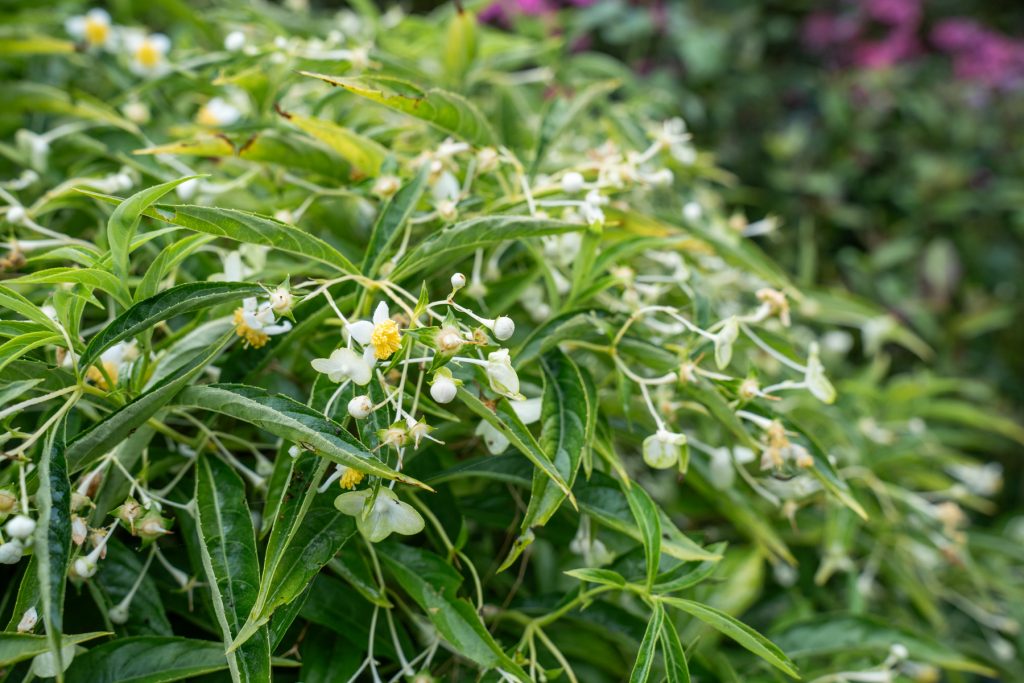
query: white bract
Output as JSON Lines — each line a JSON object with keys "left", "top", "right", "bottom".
{"left": 486, "top": 349, "right": 523, "bottom": 400}
{"left": 476, "top": 397, "right": 542, "bottom": 455}
{"left": 334, "top": 488, "right": 424, "bottom": 543}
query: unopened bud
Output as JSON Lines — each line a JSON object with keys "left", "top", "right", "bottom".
{"left": 269, "top": 287, "right": 294, "bottom": 315}
{"left": 450, "top": 272, "right": 466, "bottom": 290}
{"left": 429, "top": 369, "right": 460, "bottom": 404}
{"left": 561, "top": 171, "right": 585, "bottom": 194}
{"left": 491, "top": 316, "right": 515, "bottom": 341}
{"left": 6, "top": 205, "right": 26, "bottom": 225}
{"left": 0, "top": 540, "right": 24, "bottom": 564}
{"left": 372, "top": 175, "right": 400, "bottom": 199}
{"left": 71, "top": 516, "right": 88, "bottom": 546}
{"left": 435, "top": 326, "right": 465, "bottom": 353}
{"left": 136, "top": 510, "right": 172, "bottom": 541}
{"left": 348, "top": 395, "right": 373, "bottom": 419}
{"left": 108, "top": 602, "right": 131, "bottom": 624}
{"left": 4, "top": 514, "right": 36, "bottom": 540}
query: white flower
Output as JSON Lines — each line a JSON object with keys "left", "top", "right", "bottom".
{"left": 347, "top": 301, "right": 402, "bottom": 362}
{"left": 804, "top": 343, "right": 836, "bottom": 404}
{"left": 949, "top": 462, "right": 1002, "bottom": 497}
{"left": 713, "top": 317, "right": 739, "bottom": 369}
{"left": 475, "top": 397, "right": 542, "bottom": 455}
{"left": 122, "top": 100, "right": 151, "bottom": 124}
{"left": 347, "top": 395, "right": 373, "bottom": 419}
{"left": 175, "top": 177, "right": 200, "bottom": 201}
{"left": 311, "top": 348, "right": 372, "bottom": 386}
{"left": 580, "top": 200, "right": 605, "bottom": 229}
{"left": 429, "top": 368, "right": 460, "bottom": 404}
{"left": 334, "top": 488, "right": 424, "bottom": 543}
{"left": 232, "top": 298, "right": 292, "bottom": 349}
{"left": 491, "top": 316, "right": 515, "bottom": 341}
{"left": 486, "top": 349, "right": 523, "bottom": 400}
{"left": 196, "top": 97, "right": 241, "bottom": 127}
{"left": 656, "top": 118, "right": 696, "bottom": 165}
{"left": 6, "top": 205, "right": 26, "bottom": 225}
{"left": 17, "top": 607, "right": 37, "bottom": 633}
{"left": 682, "top": 201, "right": 702, "bottom": 222}
{"left": 372, "top": 175, "right": 401, "bottom": 199}
{"left": 0, "top": 541, "right": 23, "bottom": 565}
{"left": 431, "top": 170, "right": 460, "bottom": 204}
{"left": 5, "top": 514, "right": 36, "bottom": 540}
{"left": 66, "top": 8, "right": 112, "bottom": 48}
{"left": 642, "top": 429, "right": 687, "bottom": 470}
{"left": 477, "top": 147, "right": 499, "bottom": 173}
{"left": 561, "top": 171, "right": 585, "bottom": 194}
{"left": 125, "top": 32, "right": 171, "bottom": 76}
{"left": 224, "top": 30, "right": 246, "bottom": 51}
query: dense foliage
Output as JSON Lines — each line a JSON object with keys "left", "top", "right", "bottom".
{"left": 1, "top": 2, "right": 1021, "bottom": 682}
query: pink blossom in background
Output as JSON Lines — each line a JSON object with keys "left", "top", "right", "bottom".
{"left": 802, "top": 12, "right": 859, "bottom": 52}
{"left": 852, "top": 27, "right": 919, "bottom": 68}
{"left": 863, "top": 0, "right": 921, "bottom": 27}
{"left": 930, "top": 18, "right": 986, "bottom": 52}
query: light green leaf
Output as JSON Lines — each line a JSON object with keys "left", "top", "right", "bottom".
{"left": 0, "top": 331, "right": 62, "bottom": 375}
{"left": 629, "top": 602, "right": 665, "bottom": 683}
{"left": 300, "top": 73, "right": 497, "bottom": 146}
{"left": 624, "top": 482, "right": 661, "bottom": 590}
{"left": 285, "top": 112, "right": 389, "bottom": 177}
{"left": 0, "top": 284, "right": 61, "bottom": 333}
{"left": 6, "top": 268, "right": 131, "bottom": 308}
{"left": 660, "top": 616, "right": 691, "bottom": 683}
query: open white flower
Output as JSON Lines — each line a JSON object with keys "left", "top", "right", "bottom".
{"left": 196, "top": 97, "right": 241, "bottom": 127}
{"left": 486, "top": 349, "right": 524, "bottom": 400}
{"left": 311, "top": 348, "right": 372, "bottom": 385}
{"left": 232, "top": 298, "right": 292, "bottom": 349}
{"left": 347, "top": 301, "right": 402, "bottom": 362}
{"left": 66, "top": 9, "right": 113, "bottom": 49}
{"left": 125, "top": 32, "right": 171, "bottom": 76}
{"left": 85, "top": 340, "right": 139, "bottom": 389}
{"left": 334, "top": 488, "right": 424, "bottom": 543}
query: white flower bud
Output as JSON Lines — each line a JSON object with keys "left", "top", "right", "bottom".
{"left": 372, "top": 175, "right": 400, "bottom": 199}
{"left": 108, "top": 602, "right": 131, "bottom": 624}
{"left": 224, "top": 30, "right": 246, "bottom": 51}
{"left": 561, "top": 171, "right": 585, "bottom": 194}
{"left": 288, "top": 445, "right": 301, "bottom": 459}
{"left": 17, "top": 606, "right": 37, "bottom": 633}
{"left": 491, "top": 316, "right": 515, "bottom": 341}
{"left": 72, "top": 516, "right": 88, "bottom": 546}
{"left": 682, "top": 201, "right": 702, "bottom": 222}
{"left": 437, "top": 199, "right": 458, "bottom": 222}
{"left": 435, "top": 326, "right": 465, "bottom": 353}
{"left": 486, "top": 349, "right": 523, "bottom": 400}
{"left": 0, "top": 488, "right": 16, "bottom": 513}
{"left": 450, "top": 272, "right": 466, "bottom": 289}
{"left": 6, "top": 205, "right": 26, "bottom": 225}
{"left": 5, "top": 514, "right": 36, "bottom": 540}
{"left": 122, "top": 100, "right": 150, "bottom": 124}
{"left": 738, "top": 378, "right": 760, "bottom": 401}
{"left": 348, "top": 395, "right": 373, "bottom": 419}
{"left": 176, "top": 178, "right": 200, "bottom": 202}
{"left": 269, "top": 287, "right": 294, "bottom": 315}
{"left": 642, "top": 430, "right": 687, "bottom": 470}
{"left": 429, "top": 372, "right": 458, "bottom": 404}
{"left": 74, "top": 556, "right": 98, "bottom": 579}
{"left": 890, "top": 643, "right": 909, "bottom": 661}
{"left": 0, "top": 541, "right": 24, "bottom": 564}
{"left": 476, "top": 147, "right": 499, "bottom": 173}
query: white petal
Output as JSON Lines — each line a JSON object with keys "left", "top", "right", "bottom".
{"left": 475, "top": 421, "right": 509, "bottom": 455}
{"left": 87, "top": 8, "right": 111, "bottom": 24}
{"left": 348, "top": 320, "right": 373, "bottom": 345}
{"left": 150, "top": 33, "right": 171, "bottom": 54}
{"left": 311, "top": 357, "right": 340, "bottom": 376}
{"left": 334, "top": 490, "right": 370, "bottom": 515}
{"left": 349, "top": 355, "right": 372, "bottom": 386}
{"left": 386, "top": 499, "right": 425, "bottom": 536}
{"left": 372, "top": 301, "right": 390, "bottom": 325}
{"left": 511, "top": 397, "right": 542, "bottom": 424}
{"left": 65, "top": 16, "right": 86, "bottom": 39}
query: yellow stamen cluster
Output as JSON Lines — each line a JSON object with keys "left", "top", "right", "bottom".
{"left": 135, "top": 40, "right": 160, "bottom": 68}
{"left": 196, "top": 106, "right": 219, "bottom": 127}
{"left": 763, "top": 419, "right": 790, "bottom": 469}
{"left": 370, "top": 320, "right": 401, "bottom": 360}
{"left": 85, "top": 361, "right": 118, "bottom": 390}
{"left": 84, "top": 17, "right": 109, "bottom": 46}
{"left": 233, "top": 308, "right": 270, "bottom": 349}
{"left": 339, "top": 468, "right": 365, "bottom": 490}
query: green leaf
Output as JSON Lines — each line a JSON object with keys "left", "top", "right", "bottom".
{"left": 0, "top": 36, "right": 75, "bottom": 55}
{"left": 67, "top": 333, "right": 233, "bottom": 472}
{"left": 457, "top": 388, "right": 574, "bottom": 506}
{"left": 64, "top": 637, "right": 230, "bottom": 683}
{"left": 563, "top": 568, "right": 627, "bottom": 588}
{"left": 390, "top": 215, "right": 581, "bottom": 281}
{"left": 660, "top": 597, "right": 798, "bottom": 678}
{"left": 0, "top": 632, "right": 108, "bottom": 669}
{"left": 629, "top": 602, "right": 665, "bottom": 683}
{"left": 285, "top": 112, "right": 389, "bottom": 177}
{"left": 135, "top": 234, "right": 217, "bottom": 303}
{"left": 0, "top": 284, "right": 62, "bottom": 333}
{"left": 531, "top": 79, "right": 619, "bottom": 175}
{"left": 300, "top": 73, "right": 497, "bottom": 146}
{"left": 0, "top": 331, "right": 62, "bottom": 375}
{"left": 34, "top": 431, "right": 73, "bottom": 682}
{"left": 660, "top": 616, "right": 691, "bottom": 683}
{"left": 107, "top": 177, "right": 200, "bottom": 282}
{"left": 174, "top": 384, "right": 430, "bottom": 489}
{"left": 362, "top": 164, "right": 430, "bottom": 276}
{"left": 79, "top": 281, "right": 261, "bottom": 371}
{"left": 195, "top": 454, "right": 272, "bottom": 683}
{"left": 6, "top": 268, "right": 131, "bottom": 309}
{"left": 378, "top": 544, "right": 528, "bottom": 680}
{"left": 623, "top": 482, "right": 661, "bottom": 590}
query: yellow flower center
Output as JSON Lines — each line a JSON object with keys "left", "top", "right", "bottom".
{"left": 339, "top": 468, "right": 365, "bottom": 490}
{"left": 196, "top": 105, "right": 219, "bottom": 127}
{"left": 370, "top": 319, "right": 401, "bottom": 360}
{"left": 84, "top": 17, "right": 109, "bottom": 46}
{"left": 233, "top": 308, "right": 270, "bottom": 349}
{"left": 135, "top": 40, "right": 161, "bottom": 69}
{"left": 86, "top": 360, "right": 119, "bottom": 390}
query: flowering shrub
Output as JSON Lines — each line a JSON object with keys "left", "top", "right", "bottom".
{"left": 0, "top": 2, "right": 1021, "bottom": 682}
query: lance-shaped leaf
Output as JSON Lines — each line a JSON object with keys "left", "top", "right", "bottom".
{"left": 65, "top": 636, "right": 231, "bottom": 683}
{"left": 660, "top": 617, "right": 692, "bottom": 683}
{"left": 6, "top": 268, "right": 131, "bottom": 309}
{"left": 300, "top": 73, "right": 497, "bottom": 146}
{"left": 390, "top": 215, "right": 581, "bottom": 281}
{"left": 0, "top": 331, "right": 62, "bottom": 375}
{"left": 0, "top": 284, "right": 62, "bottom": 333}
{"left": 79, "top": 282, "right": 262, "bottom": 370}
{"left": 34, "top": 431, "right": 73, "bottom": 682}
{"left": 624, "top": 482, "right": 662, "bottom": 590}
{"left": 457, "top": 388, "right": 574, "bottom": 505}
{"left": 362, "top": 164, "right": 430, "bottom": 276}
{"left": 195, "top": 454, "right": 272, "bottom": 682}
{"left": 284, "top": 112, "right": 389, "bottom": 177}
{"left": 660, "top": 597, "right": 799, "bottom": 678}
{"left": 67, "top": 333, "right": 234, "bottom": 472}
{"left": 175, "top": 384, "right": 430, "bottom": 489}
{"left": 0, "top": 633, "right": 108, "bottom": 670}
{"left": 378, "top": 544, "right": 528, "bottom": 680}
{"left": 630, "top": 602, "right": 665, "bottom": 683}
